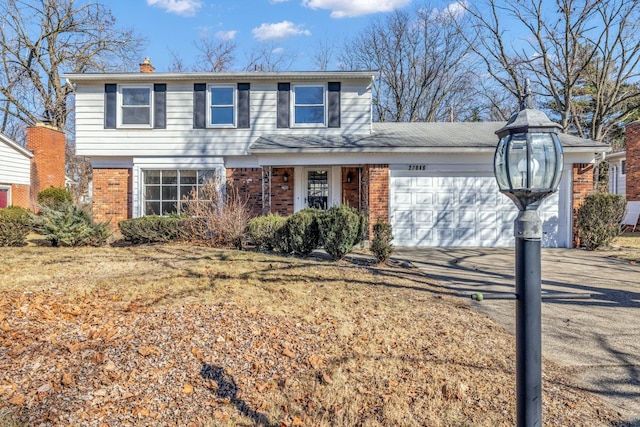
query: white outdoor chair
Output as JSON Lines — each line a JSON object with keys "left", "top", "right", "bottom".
{"left": 621, "top": 201, "right": 640, "bottom": 232}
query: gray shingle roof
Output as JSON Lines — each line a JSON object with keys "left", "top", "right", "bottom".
{"left": 249, "top": 122, "right": 609, "bottom": 154}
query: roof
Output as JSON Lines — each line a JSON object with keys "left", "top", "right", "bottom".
{"left": 0, "top": 132, "right": 33, "bottom": 158}
{"left": 605, "top": 150, "right": 626, "bottom": 160}
{"left": 249, "top": 122, "right": 611, "bottom": 154}
{"left": 62, "top": 70, "right": 378, "bottom": 83}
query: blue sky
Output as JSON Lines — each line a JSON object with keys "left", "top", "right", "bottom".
{"left": 107, "top": 0, "right": 426, "bottom": 72}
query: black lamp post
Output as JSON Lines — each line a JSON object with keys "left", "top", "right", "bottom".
{"left": 494, "top": 80, "right": 563, "bottom": 427}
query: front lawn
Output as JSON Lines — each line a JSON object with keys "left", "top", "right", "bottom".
{"left": 0, "top": 245, "right": 621, "bottom": 426}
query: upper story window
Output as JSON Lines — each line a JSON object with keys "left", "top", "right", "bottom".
{"left": 293, "top": 85, "right": 325, "bottom": 126}
{"left": 209, "top": 85, "right": 235, "bottom": 127}
{"left": 120, "top": 85, "right": 152, "bottom": 127}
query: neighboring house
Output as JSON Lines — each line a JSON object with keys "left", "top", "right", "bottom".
{"left": 0, "top": 125, "right": 66, "bottom": 210}
{"left": 606, "top": 150, "right": 626, "bottom": 197}
{"left": 63, "top": 60, "right": 610, "bottom": 248}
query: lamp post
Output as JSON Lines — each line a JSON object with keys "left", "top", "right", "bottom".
{"left": 493, "top": 80, "right": 563, "bottom": 427}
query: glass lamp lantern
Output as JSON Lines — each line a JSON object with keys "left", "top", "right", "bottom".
{"left": 494, "top": 91, "right": 564, "bottom": 211}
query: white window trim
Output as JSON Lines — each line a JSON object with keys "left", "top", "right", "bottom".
{"left": 207, "top": 84, "right": 236, "bottom": 128}
{"left": 0, "top": 185, "right": 11, "bottom": 207}
{"left": 141, "top": 169, "right": 220, "bottom": 216}
{"left": 291, "top": 83, "right": 326, "bottom": 128}
{"left": 118, "top": 84, "right": 153, "bottom": 129}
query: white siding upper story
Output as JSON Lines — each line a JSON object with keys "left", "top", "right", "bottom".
{"left": 0, "top": 133, "right": 32, "bottom": 185}
{"left": 607, "top": 152, "right": 626, "bottom": 196}
{"left": 68, "top": 73, "right": 374, "bottom": 158}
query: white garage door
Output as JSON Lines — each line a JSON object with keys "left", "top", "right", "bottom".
{"left": 389, "top": 169, "right": 564, "bottom": 247}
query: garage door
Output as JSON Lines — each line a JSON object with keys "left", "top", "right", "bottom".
{"left": 389, "top": 169, "right": 563, "bottom": 247}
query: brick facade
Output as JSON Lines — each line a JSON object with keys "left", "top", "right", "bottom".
{"left": 10, "top": 184, "right": 31, "bottom": 209}
{"left": 92, "top": 168, "right": 132, "bottom": 224}
{"left": 572, "top": 163, "right": 595, "bottom": 246}
{"left": 626, "top": 121, "right": 640, "bottom": 202}
{"left": 26, "top": 124, "right": 66, "bottom": 207}
{"left": 342, "top": 167, "right": 361, "bottom": 209}
{"left": 226, "top": 167, "right": 295, "bottom": 217}
{"left": 365, "top": 164, "right": 389, "bottom": 236}
{"left": 270, "top": 167, "right": 294, "bottom": 216}
{"left": 226, "top": 168, "right": 265, "bottom": 217}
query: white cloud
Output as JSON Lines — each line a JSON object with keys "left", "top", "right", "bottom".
{"left": 302, "top": 0, "right": 410, "bottom": 18}
{"left": 430, "top": 0, "right": 468, "bottom": 20}
{"left": 147, "top": 0, "right": 202, "bottom": 17}
{"left": 272, "top": 47, "right": 285, "bottom": 54}
{"left": 216, "top": 30, "right": 238, "bottom": 41}
{"left": 252, "top": 21, "right": 311, "bottom": 41}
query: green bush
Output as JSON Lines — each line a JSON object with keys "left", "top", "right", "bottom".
{"left": 37, "top": 186, "right": 73, "bottom": 210}
{"left": 248, "top": 213, "right": 289, "bottom": 251}
{"left": 370, "top": 219, "right": 394, "bottom": 263}
{"left": 119, "top": 215, "right": 182, "bottom": 244}
{"left": 318, "top": 205, "right": 364, "bottom": 261}
{"left": 0, "top": 206, "right": 33, "bottom": 246}
{"left": 36, "top": 203, "right": 110, "bottom": 247}
{"left": 577, "top": 193, "right": 626, "bottom": 250}
{"left": 286, "top": 208, "right": 321, "bottom": 256}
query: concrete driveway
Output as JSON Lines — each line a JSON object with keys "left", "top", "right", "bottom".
{"left": 393, "top": 247, "right": 640, "bottom": 426}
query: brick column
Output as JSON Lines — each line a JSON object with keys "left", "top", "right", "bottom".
{"left": 572, "top": 163, "right": 594, "bottom": 247}
{"left": 92, "top": 168, "right": 132, "bottom": 224}
{"left": 10, "top": 184, "right": 31, "bottom": 209}
{"left": 26, "top": 124, "right": 66, "bottom": 206}
{"left": 626, "top": 121, "right": 640, "bottom": 202}
{"left": 366, "top": 164, "right": 389, "bottom": 238}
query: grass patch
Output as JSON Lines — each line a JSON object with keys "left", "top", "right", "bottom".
{"left": 0, "top": 244, "right": 622, "bottom": 426}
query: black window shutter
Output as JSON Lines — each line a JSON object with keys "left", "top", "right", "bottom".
{"left": 153, "top": 84, "right": 166, "bottom": 129}
{"left": 237, "top": 83, "right": 250, "bottom": 129}
{"left": 277, "top": 83, "right": 290, "bottom": 128}
{"left": 104, "top": 84, "right": 117, "bottom": 129}
{"left": 328, "top": 82, "right": 341, "bottom": 128}
{"left": 193, "top": 83, "right": 206, "bottom": 129}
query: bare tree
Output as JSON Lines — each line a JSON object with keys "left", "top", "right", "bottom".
{"left": 311, "top": 37, "right": 337, "bottom": 71}
{"left": 339, "top": 6, "right": 478, "bottom": 122}
{"left": 0, "top": 0, "right": 144, "bottom": 133}
{"left": 466, "top": 0, "right": 640, "bottom": 142}
{"left": 193, "top": 37, "right": 236, "bottom": 72}
{"left": 243, "top": 43, "right": 296, "bottom": 72}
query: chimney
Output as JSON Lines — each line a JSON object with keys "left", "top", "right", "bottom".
{"left": 140, "top": 57, "right": 155, "bottom": 73}
{"left": 626, "top": 121, "right": 640, "bottom": 201}
{"left": 27, "top": 123, "right": 66, "bottom": 207}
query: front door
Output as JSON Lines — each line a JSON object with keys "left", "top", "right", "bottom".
{"left": 306, "top": 169, "right": 329, "bottom": 209}
{"left": 0, "top": 187, "right": 8, "bottom": 209}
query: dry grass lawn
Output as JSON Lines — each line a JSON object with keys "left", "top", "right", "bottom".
{"left": 0, "top": 242, "right": 625, "bottom": 426}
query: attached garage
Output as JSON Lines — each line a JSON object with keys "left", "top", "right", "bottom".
{"left": 389, "top": 166, "right": 569, "bottom": 248}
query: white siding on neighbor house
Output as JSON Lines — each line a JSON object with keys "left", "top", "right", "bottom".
{"left": 609, "top": 160, "right": 626, "bottom": 196}
{"left": 0, "top": 140, "right": 31, "bottom": 185}
{"left": 74, "top": 80, "right": 372, "bottom": 157}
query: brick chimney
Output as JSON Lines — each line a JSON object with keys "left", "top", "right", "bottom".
{"left": 139, "top": 57, "right": 155, "bottom": 73}
{"left": 27, "top": 123, "right": 66, "bottom": 206}
{"left": 626, "top": 121, "right": 640, "bottom": 201}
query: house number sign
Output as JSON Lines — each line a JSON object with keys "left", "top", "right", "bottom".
{"left": 408, "top": 165, "right": 427, "bottom": 171}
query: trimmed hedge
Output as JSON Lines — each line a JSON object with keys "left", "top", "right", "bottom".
{"left": 36, "top": 203, "right": 110, "bottom": 247}
{"left": 287, "top": 208, "right": 321, "bottom": 256}
{"left": 318, "top": 205, "right": 364, "bottom": 260}
{"left": 119, "top": 215, "right": 182, "bottom": 244}
{"left": 577, "top": 193, "right": 626, "bottom": 250}
{"left": 0, "top": 206, "right": 33, "bottom": 247}
{"left": 37, "top": 186, "right": 73, "bottom": 210}
{"left": 370, "top": 219, "right": 394, "bottom": 263}
{"left": 248, "top": 213, "right": 289, "bottom": 251}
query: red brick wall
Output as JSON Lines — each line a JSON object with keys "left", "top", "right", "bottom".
{"left": 26, "top": 124, "right": 66, "bottom": 205}
{"left": 626, "top": 121, "right": 640, "bottom": 202}
{"left": 572, "top": 163, "right": 594, "bottom": 247}
{"left": 226, "top": 167, "right": 294, "bottom": 217}
{"left": 92, "top": 168, "right": 132, "bottom": 224}
{"left": 226, "top": 168, "right": 264, "bottom": 217}
{"left": 10, "top": 184, "right": 31, "bottom": 209}
{"left": 366, "top": 164, "right": 389, "bottom": 236}
{"left": 271, "top": 167, "right": 294, "bottom": 216}
{"left": 342, "top": 167, "right": 360, "bottom": 209}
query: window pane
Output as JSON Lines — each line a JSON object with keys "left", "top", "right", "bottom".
{"left": 145, "top": 186, "right": 160, "bottom": 200}
{"left": 295, "top": 86, "right": 323, "bottom": 104}
{"left": 162, "top": 170, "right": 177, "bottom": 185}
{"left": 180, "top": 186, "right": 195, "bottom": 199}
{"left": 211, "top": 107, "right": 234, "bottom": 125}
{"left": 162, "top": 202, "right": 178, "bottom": 215}
{"left": 198, "top": 170, "right": 217, "bottom": 185}
{"left": 145, "top": 201, "right": 160, "bottom": 215}
{"left": 123, "top": 88, "right": 150, "bottom": 106}
{"left": 162, "top": 185, "right": 178, "bottom": 200}
{"left": 145, "top": 170, "right": 160, "bottom": 184}
{"left": 211, "top": 87, "right": 233, "bottom": 105}
{"left": 180, "top": 170, "right": 197, "bottom": 185}
{"left": 295, "top": 106, "right": 325, "bottom": 124}
{"left": 122, "top": 107, "right": 150, "bottom": 125}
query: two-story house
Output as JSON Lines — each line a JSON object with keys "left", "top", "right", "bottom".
{"left": 64, "top": 60, "right": 609, "bottom": 248}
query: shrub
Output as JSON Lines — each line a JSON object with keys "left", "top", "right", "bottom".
{"left": 318, "top": 205, "right": 364, "bottom": 260}
{"left": 248, "top": 213, "right": 288, "bottom": 251}
{"left": 36, "top": 203, "right": 110, "bottom": 247}
{"left": 37, "top": 187, "right": 73, "bottom": 210}
{"left": 577, "top": 193, "right": 626, "bottom": 250}
{"left": 119, "top": 215, "right": 181, "bottom": 244}
{"left": 286, "top": 208, "right": 321, "bottom": 256}
{"left": 0, "top": 206, "right": 33, "bottom": 246}
{"left": 370, "top": 219, "right": 394, "bottom": 263}
{"left": 180, "top": 178, "right": 250, "bottom": 249}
